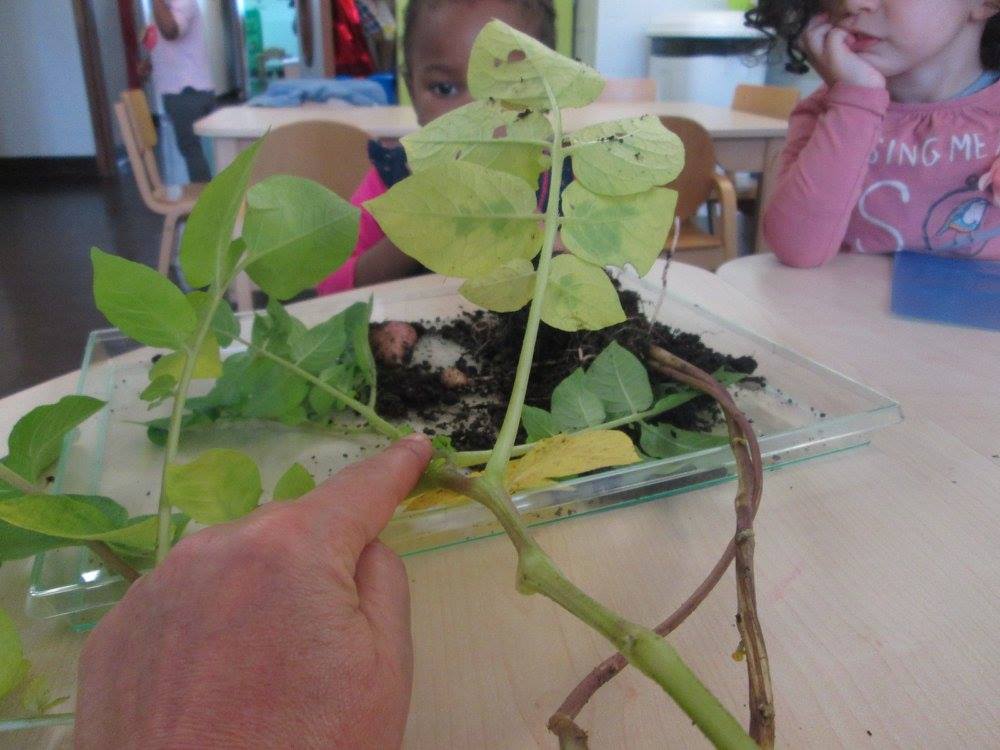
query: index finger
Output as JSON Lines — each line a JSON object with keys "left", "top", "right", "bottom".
{"left": 296, "top": 433, "right": 433, "bottom": 558}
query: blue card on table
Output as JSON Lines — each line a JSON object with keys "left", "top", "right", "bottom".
{"left": 891, "top": 251, "right": 1000, "bottom": 331}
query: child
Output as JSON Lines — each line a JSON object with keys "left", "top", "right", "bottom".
{"left": 317, "top": 0, "right": 556, "bottom": 294}
{"left": 747, "top": 0, "right": 1000, "bottom": 266}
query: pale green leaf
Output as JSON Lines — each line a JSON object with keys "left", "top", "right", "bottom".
{"left": 0, "top": 494, "right": 129, "bottom": 562}
{"left": 180, "top": 139, "right": 262, "bottom": 288}
{"left": 639, "top": 422, "right": 728, "bottom": 459}
{"left": 541, "top": 255, "right": 625, "bottom": 332}
{"left": 459, "top": 259, "right": 536, "bottom": 312}
{"left": 91, "top": 248, "right": 197, "bottom": 349}
{"left": 165, "top": 449, "right": 262, "bottom": 524}
{"left": 551, "top": 369, "right": 605, "bottom": 430}
{"left": 139, "top": 374, "right": 176, "bottom": 405}
{"left": 149, "top": 333, "right": 222, "bottom": 383}
{"left": 467, "top": 20, "right": 604, "bottom": 109}
{"left": 0, "top": 608, "right": 24, "bottom": 700}
{"left": 583, "top": 342, "right": 653, "bottom": 416}
{"left": 187, "top": 291, "right": 240, "bottom": 347}
{"left": 521, "top": 406, "right": 559, "bottom": 443}
{"left": 273, "top": 463, "right": 316, "bottom": 501}
{"left": 560, "top": 182, "right": 677, "bottom": 276}
{"left": 5, "top": 396, "right": 105, "bottom": 482}
{"left": 402, "top": 99, "right": 552, "bottom": 185}
{"left": 0, "top": 494, "right": 158, "bottom": 551}
{"left": 243, "top": 175, "right": 360, "bottom": 300}
{"left": 365, "top": 162, "right": 542, "bottom": 278}
{"left": 505, "top": 430, "right": 640, "bottom": 493}
{"left": 569, "top": 116, "right": 685, "bottom": 196}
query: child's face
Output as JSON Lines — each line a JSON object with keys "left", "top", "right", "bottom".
{"left": 824, "top": 0, "right": 997, "bottom": 80}
{"left": 407, "top": 0, "right": 544, "bottom": 126}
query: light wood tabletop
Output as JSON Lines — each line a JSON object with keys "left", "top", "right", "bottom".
{"left": 195, "top": 101, "right": 788, "bottom": 254}
{"left": 2, "top": 260, "right": 997, "bottom": 748}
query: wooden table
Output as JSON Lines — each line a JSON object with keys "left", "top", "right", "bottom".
{"left": 195, "top": 101, "right": 788, "bottom": 252}
{"left": 3, "top": 261, "right": 998, "bottom": 748}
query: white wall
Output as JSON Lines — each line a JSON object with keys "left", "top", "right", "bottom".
{"left": 576, "top": 0, "right": 732, "bottom": 79}
{"left": 0, "top": 0, "right": 95, "bottom": 157}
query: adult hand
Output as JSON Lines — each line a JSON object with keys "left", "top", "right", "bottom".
{"left": 801, "top": 14, "right": 886, "bottom": 90}
{"left": 76, "top": 434, "right": 432, "bottom": 749}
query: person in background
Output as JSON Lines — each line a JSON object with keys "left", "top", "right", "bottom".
{"left": 75, "top": 435, "right": 432, "bottom": 749}
{"left": 747, "top": 0, "right": 1000, "bottom": 267}
{"left": 146, "top": 0, "right": 216, "bottom": 183}
{"left": 316, "top": 0, "right": 556, "bottom": 295}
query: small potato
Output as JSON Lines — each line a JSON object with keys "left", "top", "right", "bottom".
{"left": 370, "top": 321, "right": 419, "bottom": 367}
{"left": 440, "top": 367, "right": 470, "bottom": 389}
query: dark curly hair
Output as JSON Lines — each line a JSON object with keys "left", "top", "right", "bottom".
{"left": 745, "top": 1, "right": 1000, "bottom": 74}
{"left": 402, "top": 0, "right": 556, "bottom": 77}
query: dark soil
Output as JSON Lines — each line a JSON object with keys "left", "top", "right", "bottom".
{"left": 374, "top": 289, "right": 758, "bottom": 452}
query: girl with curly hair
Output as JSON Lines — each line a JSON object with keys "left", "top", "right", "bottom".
{"left": 747, "top": 0, "right": 1000, "bottom": 265}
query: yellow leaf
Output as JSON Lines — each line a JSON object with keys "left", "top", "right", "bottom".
{"left": 403, "top": 486, "right": 471, "bottom": 512}
{"left": 505, "top": 430, "right": 640, "bottom": 493}
{"left": 150, "top": 332, "right": 222, "bottom": 381}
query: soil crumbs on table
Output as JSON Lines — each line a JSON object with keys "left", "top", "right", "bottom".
{"left": 374, "top": 289, "right": 759, "bottom": 452}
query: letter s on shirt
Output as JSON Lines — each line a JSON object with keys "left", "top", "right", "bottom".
{"left": 855, "top": 180, "right": 911, "bottom": 253}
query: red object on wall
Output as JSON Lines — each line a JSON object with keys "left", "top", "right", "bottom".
{"left": 333, "top": 0, "right": 375, "bottom": 76}
{"left": 118, "top": 0, "right": 142, "bottom": 89}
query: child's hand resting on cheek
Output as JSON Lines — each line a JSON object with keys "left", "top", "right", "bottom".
{"left": 801, "top": 13, "right": 886, "bottom": 90}
{"left": 978, "top": 158, "right": 1000, "bottom": 207}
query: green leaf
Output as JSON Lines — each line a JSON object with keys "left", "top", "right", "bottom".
{"left": 639, "top": 422, "right": 729, "bottom": 459}
{"left": 5, "top": 395, "right": 105, "bottom": 482}
{"left": 91, "top": 248, "right": 197, "bottom": 349}
{"left": 146, "top": 409, "right": 215, "bottom": 447}
{"left": 402, "top": 99, "right": 552, "bottom": 185}
{"left": 550, "top": 369, "right": 605, "bottom": 430}
{"left": 0, "top": 495, "right": 158, "bottom": 550}
{"left": 149, "top": 333, "right": 222, "bottom": 383}
{"left": 0, "top": 608, "right": 24, "bottom": 700}
{"left": 344, "top": 299, "right": 376, "bottom": 399}
{"left": 467, "top": 20, "right": 604, "bottom": 109}
{"left": 289, "top": 315, "right": 347, "bottom": 374}
{"left": 165, "top": 449, "right": 262, "bottom": 524}
{"left": 238, "top": 359, "right": 309, "bottom": 420}
{"left": 560, "top": 183, "right": 678, "bottom": 276}
{"left": 308, "top": 363, "right": 359, "bottom": 415}
{"left": 569, "top": 116, "right": 685, "bottom": 196}
{"left": 180, "top": 139, "right": 262, "bottom": 288}
{"left": 187, "top": 291, "right": 240, "bottom": 348}
{"left": 459, "top": 258, "right": 536, "bottom": 312}
{"left": 243, "top": 175, "right": 360, "bottom": 300}
{"left": 140, "top": 374, "right": 176, "bottom": 405}
{"left": 365, "top": 161, "right": 542, "bottom": 278}
{"left": 521, "top": 406, "right": 559, "bottom": 443}
{"left": 583, "top": 342, "right": 653, "bottom": 416}
{"left": 541, "top": 255, "right": 626, "bottom": 332}
{"left": 272, "top": 462, "right": 315, "bottom": 501}
{"left": 20, "top": 672, "right": 68, "bottom": 715}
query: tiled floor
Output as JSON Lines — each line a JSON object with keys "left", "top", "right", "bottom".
{"left": 0, "top": 175, "right": 162, "bottom": 397}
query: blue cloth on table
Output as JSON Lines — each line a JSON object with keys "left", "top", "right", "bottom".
{"left": 891, "top": 250, "right": 1000, "bottom": 331}
{"left": 248, "top": 78, "right": 388, "bottom": 107}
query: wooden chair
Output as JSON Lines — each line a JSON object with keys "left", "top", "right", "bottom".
{"left": 114, "top": 91, "right": 205, "bottom": 276}
{"left": 231, "top": 120, "right": 373, "bottom": 310}
{"left": 728, "top": 84, "right": 800, "bottom": 208}
{"left": 598, "top": 78, "right": 657, "bottom": 103}
{"left": 659, "top": 116, "right": 739, "bottom": 271}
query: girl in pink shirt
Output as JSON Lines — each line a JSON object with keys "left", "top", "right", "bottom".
{"left": 747, "top": 0, "right": 1000, "bottom": 266}
{"left": 317, "top": 0, "right": 556, "bottom": 295}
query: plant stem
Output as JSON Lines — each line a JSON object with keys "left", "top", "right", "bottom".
{"left": 0, "top": 713, "right": 75, "bottom": 731}
{"left": 434, "top": 466, "right": 757, "bottom": 750}
{"left": 0, "top": 465, "right": 140, "bottom": 583}
{"left": 484, "top": 82, "right": 567, "bottom": 482}
{"left": 154, "top": 283, "right": 229, "bottom": 564}
{"left": 232, "top": 335, "right": 406, "bottom": 441}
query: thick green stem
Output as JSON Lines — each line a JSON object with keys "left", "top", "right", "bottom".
{"left": 435, "top": 466, "right": 756, "bottom": 750}
{"left": 154, "top": 283, "right": 229, "bottom": 564}
{"left": 232, "top": 336, "right": 406, "bottom": 441}
{"left": 484, "top": 86, "right": 567, "bottom": 482}
{"left": 0, "top": 713, "right": 75, "bottom": 731}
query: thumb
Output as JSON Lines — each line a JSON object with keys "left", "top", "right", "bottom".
{"left": 355, "top": 541, "right": 412, "bottom": 677}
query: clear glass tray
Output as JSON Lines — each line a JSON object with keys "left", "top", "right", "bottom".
{"left": 27, "top": 274, "right": 901, "bottom": 629}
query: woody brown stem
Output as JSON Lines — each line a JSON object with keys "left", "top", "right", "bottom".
{"left": 548, "top": 345, "right": 774, "bottom": 749}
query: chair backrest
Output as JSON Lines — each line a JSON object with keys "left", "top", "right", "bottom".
{"left": 659, "top": 116, "right": 717, "bottom": 221}
{"left": 113, "top": 101, "right": 162, "bottom": 213}
{"left": 120, "top": 89, "right": 166, "bottom": 192}
{"left": 731, "top": 84, "right": 801, "bottom": 121}
{"left": 598, "top": 78, "right": 657, "bottom": 103}
{"left": 251, "top": 120, "right": 372, "bottom": 200}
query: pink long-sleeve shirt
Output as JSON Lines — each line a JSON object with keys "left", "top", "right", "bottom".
{"left": 764, "top": 81, "right": 1000, "bottom": 266}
